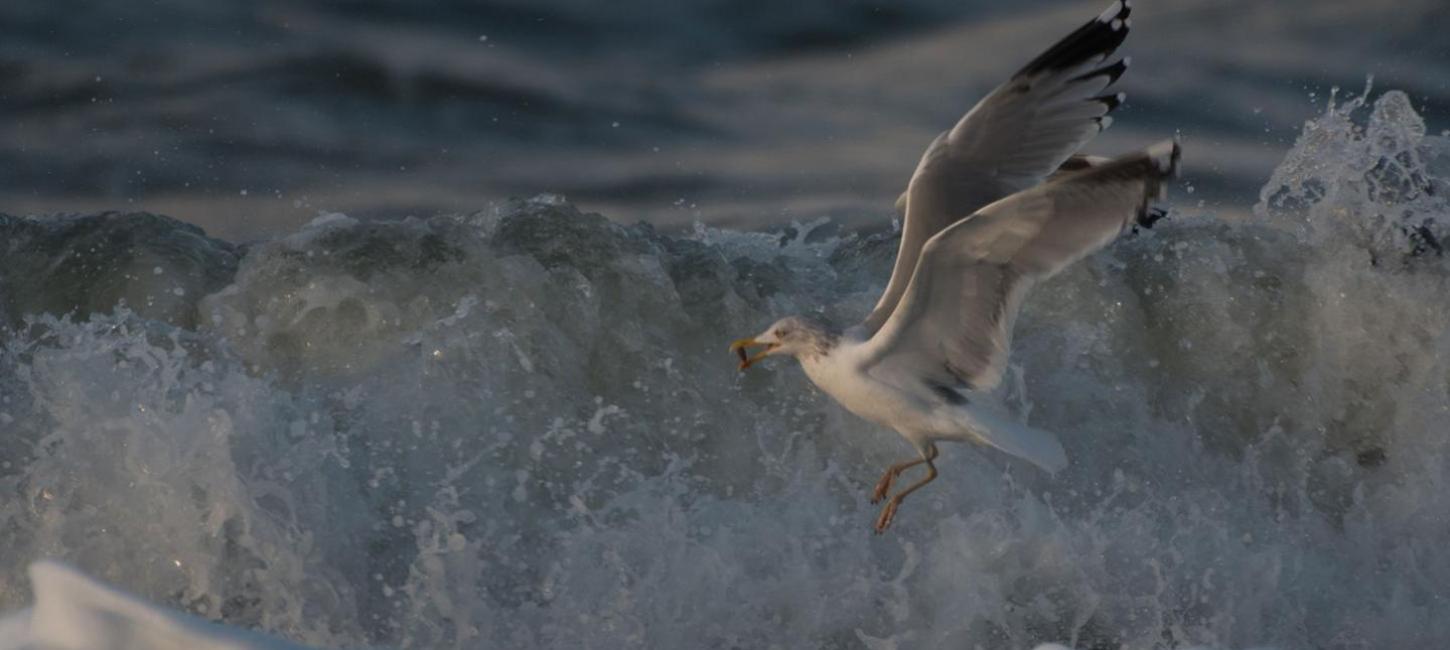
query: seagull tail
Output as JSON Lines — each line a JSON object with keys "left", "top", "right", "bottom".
{"left": 956, "top": 404, "right": 1068, "bottom": 474}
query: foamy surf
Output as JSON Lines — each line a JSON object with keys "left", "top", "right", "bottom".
{"left": 0, "top": 90, "right": 1446, "bottom": 649}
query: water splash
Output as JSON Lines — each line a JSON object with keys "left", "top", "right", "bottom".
{"left": 2, "top": 93, "right": 1449, "bottom": 649}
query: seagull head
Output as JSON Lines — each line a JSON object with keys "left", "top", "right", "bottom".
{"left": 730, "top": 316, "right": 834, "bottom": 370}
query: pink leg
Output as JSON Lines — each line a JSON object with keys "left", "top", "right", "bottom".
{"left": 873, "top": 444, "right": 939, "bottom": 534}
{"left": 874, "top": 462, "right": 938, "bottom": 533}
{"left": 871, "top": 457, "right": 929, "bottom": 504}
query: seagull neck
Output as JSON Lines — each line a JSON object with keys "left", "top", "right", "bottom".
{"left": 798, "top": 326, "right": 840, "bottom": 362}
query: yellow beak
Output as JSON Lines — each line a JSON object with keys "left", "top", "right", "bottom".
{"left": 729, "top": 337, "right": 778, "bottom": 371}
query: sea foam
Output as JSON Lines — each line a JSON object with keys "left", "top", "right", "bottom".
{"left": 1, "top": 90, "right": 1448, "bottom": 649}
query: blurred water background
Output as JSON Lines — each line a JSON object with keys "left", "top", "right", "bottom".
{"left": 2, "top": 0, "right": 1447, "bottom": 240}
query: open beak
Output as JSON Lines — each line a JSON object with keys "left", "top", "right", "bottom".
{"left": 730, "top": 337, "right": 779, "bottom": 371}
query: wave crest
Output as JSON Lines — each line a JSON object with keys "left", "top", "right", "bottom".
{"left": 2, "top": 93, "right": 1449, "bottom": 648}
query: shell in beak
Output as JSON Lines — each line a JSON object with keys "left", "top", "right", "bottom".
{"left": 729, "top": 337, "right": 779, "bottom": 370}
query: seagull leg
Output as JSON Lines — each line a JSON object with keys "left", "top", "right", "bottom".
{"left": 875, "top": 462, "right": 938, "bottom": 533}
{"left": 871, "top": 458, "right": 929, "bottom": 504}
{"left": 874, "top": 444, "right": 939, "bottom": 534}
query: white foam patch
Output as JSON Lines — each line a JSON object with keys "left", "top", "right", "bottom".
{"left": 1, "top": 89, "right": 1448, "bottom": 649}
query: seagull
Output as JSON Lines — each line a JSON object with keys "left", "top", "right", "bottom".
{"left": 730, "top": 0, "right": 1179, "bottom": 533}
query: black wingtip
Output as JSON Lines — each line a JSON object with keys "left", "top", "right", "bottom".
{"left": 1135, "top": 206, "right": 1168, "bottom": 231}
{"left": 1015, "top": 0, "right": 1132, "bottom": 78}
{"left": 1101, "top": 0, "right": 1133, "bottom": 23}
{"left": 1093, "top": 91, "right": 1127, "bottom": 112}
{"left": 1072, "top": 57, "right": 1130, "bottom": 85}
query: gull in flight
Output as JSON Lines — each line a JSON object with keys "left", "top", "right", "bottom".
{"left": 730, "top": 0, "right": 1179, "bottom": 533}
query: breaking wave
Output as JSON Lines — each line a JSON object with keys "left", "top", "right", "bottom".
{"left": 1, "top": 90, "right": 1448, "bottom": 649}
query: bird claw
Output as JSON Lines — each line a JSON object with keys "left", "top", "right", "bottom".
{"left": 870, "top": 473, "right": 894, "bottom": 505}
{"left": 874, "top": 499, "right": 900, "bottom": 534}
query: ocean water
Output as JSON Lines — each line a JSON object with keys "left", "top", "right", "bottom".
{"left": 4, "top": 0, "right": 1447, "bottom": 239}
{"left": 1, "top": 89, "right": 1448, "bottom": 649}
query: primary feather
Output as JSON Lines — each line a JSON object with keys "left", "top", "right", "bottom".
{"left": 862, "top": 139, "right": 1181, "bottom": 392}
{"left": 863, "top": 0, "right": 1134, "bottom": 334}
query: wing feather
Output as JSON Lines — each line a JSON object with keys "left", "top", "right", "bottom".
{"left": 862, "top": 139, "right": 1180, "bottom": 392}
{"left": 864, "top": 0, "right": 1134, "bottom": 334}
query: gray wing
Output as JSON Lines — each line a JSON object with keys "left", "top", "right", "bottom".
{"left": 891, "top": 153, "right": 1114, "bottom": 214}
{"left": 864, "top": 0, "right": 1133, "bottom": 334}
{"left": 861, "top": 139, "right": 1180, "bottom": 392}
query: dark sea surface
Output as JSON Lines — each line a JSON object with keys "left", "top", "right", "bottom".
{"left": 3, "top": 0, "right": 1447, "bottom": 239}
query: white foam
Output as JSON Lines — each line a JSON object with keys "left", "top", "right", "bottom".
{"left": 1, "top": 90, "right": 1448, "bottom": 648}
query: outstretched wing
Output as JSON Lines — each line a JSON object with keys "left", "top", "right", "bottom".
{"left": 861, "top": 139, "right": 1180, "bottom": 392}
{"left": 864, "top": 0, "right": 1133, "bottom": 334}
